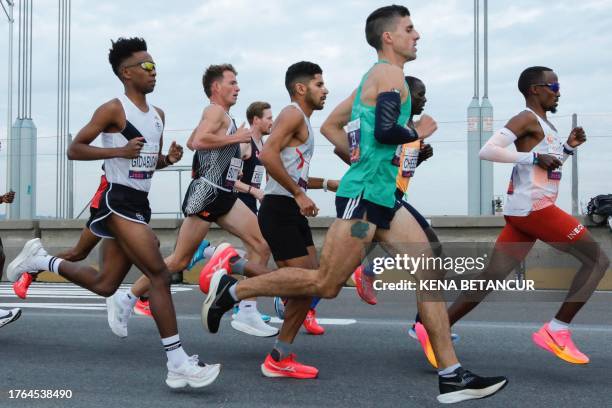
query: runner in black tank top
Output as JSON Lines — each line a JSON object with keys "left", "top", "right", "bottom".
{"left": 127, "top": 65, "right": 278, "bottom": 338}
{"left": 237, "top": 101, "right": 273, "bottom": 214}
{"left": 6, "top": 37, "right": 219, "bottom": 388}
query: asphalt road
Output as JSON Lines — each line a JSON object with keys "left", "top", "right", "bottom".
{"left": 1, "top": 283, "right": 611, "bottom": 407}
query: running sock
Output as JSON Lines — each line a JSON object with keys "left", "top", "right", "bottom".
{"left": 438, "top": 363, "right": 462, "bottom": 377}
{"left": 238, "top": 300, "right": 256, "bottom": 313}
{"left": 203, "top": 246, "right": 216, "bottom": 259}
{"left": 271, "top": 339, "right": 291, "bottom": 361}
{"left": 548, "top": 318, "right": 570, "bottom": 332}
{"left": 310, "top": 297, "right": 321, "bottom": 309}
{"left": 229, "top": 258, "right": 247, "bottom": 275}
{"left": 139, "top": 295, "right": 149, "bottom": 302}
{"left": 162, "top": 334, "right": 189, "bottom": 368}
{"left": 38, "top": 255, "right": 63, "bottom": 274}
{"left": 229, "top": 284, "right": 239, "bottom": 302}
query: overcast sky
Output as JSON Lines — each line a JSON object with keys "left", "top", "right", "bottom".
{"left": 0, "top": 0, "right": 611, "bottom": 218}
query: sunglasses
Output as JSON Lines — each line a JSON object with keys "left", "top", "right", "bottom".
{"left": 124, "top": 61, "right": 156, "bottom": 72}
{"left": 534, "top": 82, "right": 560, "bottom": 93}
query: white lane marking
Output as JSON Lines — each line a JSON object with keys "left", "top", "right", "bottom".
{"left": 269, "top": 317, "right": 356, "bottom": 325}
{"left": 0, "top": 302, "right": 106, "bottom": 310}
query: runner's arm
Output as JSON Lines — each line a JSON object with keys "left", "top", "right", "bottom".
{"left": 259, "top": 108, "right": 304, "bottom": 197}
{"left": 67, "top": 100, "right": 135, "bottom": 160}
{"left": 479, "top": 113, "right": 536, "bottom": 164}
{"left": 188, "top": 105, "right": 236, "bottom": 150}
{"left": 321, "top": 90, "right": 356, "bottom": 165}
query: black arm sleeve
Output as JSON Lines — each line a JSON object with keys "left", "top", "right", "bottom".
{"left": 374, "top": 91, "right": 419, "bottom": 145}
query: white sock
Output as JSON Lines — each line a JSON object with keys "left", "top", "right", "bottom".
{"left": 162, "top": 334, "right": 189, "bottom": 368}
{"left": 439, "top": 363, "right": 462, "bottom": 377}
{"left": 121, "top": 290, "right": 138, "bottom": 308}
{"left": 548, "top": 318, "right": 569, "bottom": 332}
{"left": 203, "top": 246, "right": 216, "bottom": 259}
{"left": 239, "top": 300, "right": 257, "bottom": 313}
{"left": 229, "top": 284, "right": 239, "bottom": 301}
{"left": 39, "top": 255, "right": 63, "bottom": 274}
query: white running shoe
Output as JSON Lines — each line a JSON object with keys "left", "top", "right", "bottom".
{"left": 231, "top": 308, "right": 279, "bottom": 337}
{"left": 0, "top": 308, "right": 22, "bottom": 328}
{"left": 7, "top": 238, "right": 47, "bottom": 282}
{"left": 166, "top": 355, "right": 221, "bottom": 388}
{"left": 106, "top": 291, "right": 132, "bottom": 338}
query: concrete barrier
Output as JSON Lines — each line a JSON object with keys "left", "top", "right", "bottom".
{"left": 1, "top": 216, "right": 611, "bottom": 289}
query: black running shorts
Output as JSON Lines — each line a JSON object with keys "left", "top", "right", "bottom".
{"left": 182, "top": 178, "right": 238, "bottom": 222}
{"left": 89, "top": 182, "right": 151, "bottom": 239}
{"left": 336, "top": 193, "right": 401, "bottom": 229}
{"left": 258, "top": 195, "right": 314, "bottom": 261}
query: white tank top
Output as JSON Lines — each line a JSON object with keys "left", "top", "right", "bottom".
{"left": 101, "top": 95, "right": 164, "bottom": 193}
{"left": 504, "top": 108, "right": 563, "bottom": 216}
{"left": 264, "top": 102, "right": 315, "bottom": 197}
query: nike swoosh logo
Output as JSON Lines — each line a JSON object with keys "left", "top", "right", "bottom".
{"left": 440, "top": 377, "right": 473, "bottom": 387}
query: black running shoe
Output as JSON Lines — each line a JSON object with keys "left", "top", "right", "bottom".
{"left": 201, "top": 271, "right": 238, "bottom": 333}
{"left": 0, "top": 308, "right": 22, "bottom": 329}
{"left": 437, "top": 367, "right": 507, "bottom": 404}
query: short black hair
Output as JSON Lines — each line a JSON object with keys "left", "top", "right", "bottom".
{"left": 405, "top": 75, "right": 423, "bottom": 90}
{"left": 518, "top": 66, "right": 553, "bottom": 97}
{"left": 202, "top": 64, "right": 237, "bottom": 98}
{"left": 108, "top": 37, "right": 147, "bottom": 78}
{"left": 366, "top": 5, "right": 410, "bottom": 50}
{"left": 285, "top": 61, "right": 322, "bottom": 96}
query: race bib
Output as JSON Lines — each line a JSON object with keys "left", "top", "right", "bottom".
{"left": 224, "top": 157, "right": 243, "bottom": 189}
{"left": 298, "top": 158, "right": 310, "bottom": 191}
{"left": 129, "top": 143, "right": 158, "bottom": 180}
{"left": 402, "top": 147, "right": 419, "bottom": 178}
{"left": 251, "top": 165, "right": 265, "bottom": 189}
{"left": 346, "top": 119, "right": 361, "bottom": 164}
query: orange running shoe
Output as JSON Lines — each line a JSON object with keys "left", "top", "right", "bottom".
{"left": 303, "top": 309, "right": 325, "bottom": 335}
{"left": 199, "top": 243, "right": 237, "bottom": 294}
{"left": 414, "top": 322, "right": 438, "bottom": 368}
{"left": 260, "top": 353, "right": 319, "bottom": 379}
{"left": 134, "top": 299, "right": 152, "bottom": 317}
{"left": 13, "top": 273, "right": 33, "bottom": 299}
{"left": 353, "top": 265, "right": 377, "bottom": 305}
{"left": 532, "top": 323, "right": 589, "bottom": 364}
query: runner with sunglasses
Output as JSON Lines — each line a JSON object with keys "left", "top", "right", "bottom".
{"left": 416, "top": 66, "right": 609, "bottom": 366}
{"left": 7, "top": 37, "right": 220, "bottom": 388}
{"left": 115, "top": 63, "right": 277, "bottom": 338}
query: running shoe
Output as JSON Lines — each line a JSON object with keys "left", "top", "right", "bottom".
{"left": 413, "top": 322, "right": 438, "bottom": 368}
{"left": 7, "top": 238, "right": 46, "bottom": 282}
{"left": 409, "top": 324, "right": 460, "bottom": 344}
{"left": 232, "top": 305, "right": 271, "bottom": 323}
{"left": 532, "top": 323, "right": 589, "bottom": 364}
{"left": 187, "top": 239, "right": 210, "bottom": 270}
{"left": 437, "top": 367, "right": 507, "bottom": 404}
{"left": 201, "top": 270, "right": 238, "bottom": 333}
{"left": 0, "top": 308, "right": 22, "bottom": 329}
{"left": 165, "top": 355, "right": 221, "bottom": 389}
{"left": 13, "top": 272, "right": 33, "bottom": 299}
{"left": 273, "top": 297, "right": 286, "bottom": 320}
{"left": 199, "top": 243, "right": 237, "bottom": 294}
{"left": 231, "top": 308, "right": 278, "bottom": 337}
{"left": 303, "top": 308, "right": 324, "bottom": 335}
{"left": 106, "top": 291, "right": 133, "bottom": 338}
{"left": 260, "top": 353, "right": 319, "bottom": 379}
{"left": 134, "top": 299, "right": 152, "bottom": 317}
{"left": 353, "top": 264, "right": 377, "bottom": 305}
